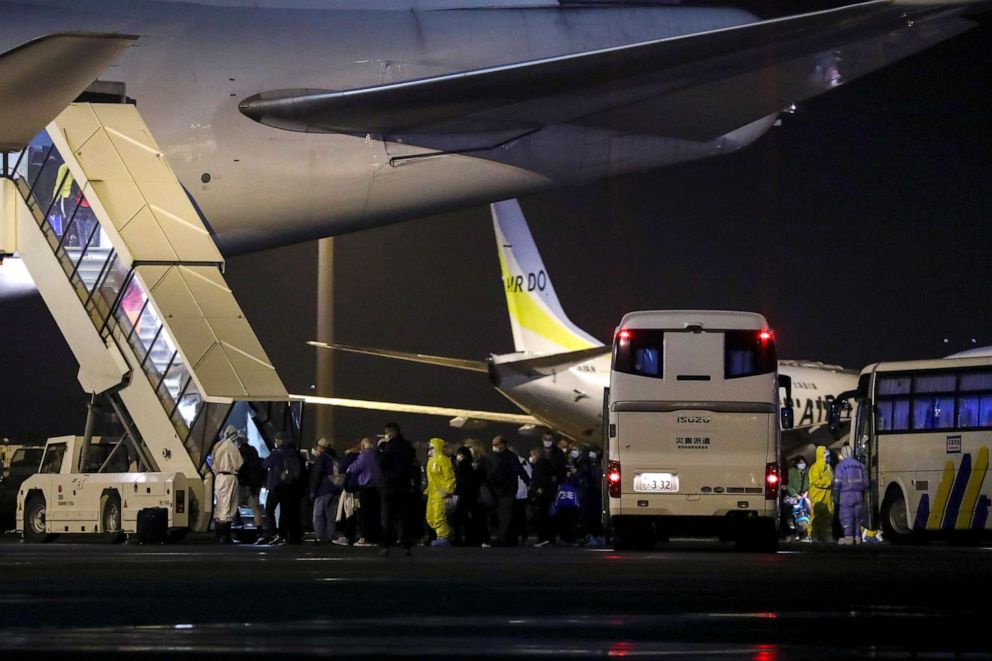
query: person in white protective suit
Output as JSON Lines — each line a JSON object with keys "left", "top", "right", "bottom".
{"left": 212, "top": 425, "right": 244, "bottom": 544}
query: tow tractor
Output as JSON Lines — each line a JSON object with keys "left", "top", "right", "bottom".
{"left": 2, "top": 101, "right": 291, "bottom": 541}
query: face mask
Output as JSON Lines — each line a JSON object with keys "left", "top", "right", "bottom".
{"left": 528, "top": 456, "right": 537, "bottom": 465}
{"left": 542, "top": 440, "right": 552, "bottom": 448}
{"left": 588, "top": 452, "right": 597, "bottom": 461}
{"left": 492, "top": 446, "right": 501, "bottom": 453}
{"left": 797, "top": 463, "right": 806, "bottom": 470}
{"left": 569, "top": 450, "right": 580, "bottom": 459}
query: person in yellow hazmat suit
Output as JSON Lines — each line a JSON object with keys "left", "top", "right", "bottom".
{"left": 426, "top": 438, "right": 456, "bottom": 546}
{"left": 808, "top": 446, "right": 835, "bottom": 542}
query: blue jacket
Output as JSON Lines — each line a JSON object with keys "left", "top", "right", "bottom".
{"left": 832, "top": 457, "right": 867, "bottom": 495}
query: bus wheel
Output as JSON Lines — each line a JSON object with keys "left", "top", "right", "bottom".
{"left": 881, "top": 488, "right": 912, "bottom": 543}
{"left": 101, "top": 492, "right": 124, "bottom": 543}
{"left": 24, "top": 495, "right": 51, "bottom": 543}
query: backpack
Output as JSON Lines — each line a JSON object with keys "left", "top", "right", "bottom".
{"left": 554, "top": 482, "right": 581, "bottom": 511}
{"left": 279, "top": 450, "right": 302, "bottom": 486}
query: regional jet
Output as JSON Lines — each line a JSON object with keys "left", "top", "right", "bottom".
{"left": 0, "top": 0, "right": 984, "bottom": 259}
{"left": 308, "top": 199, "right": 860, "bottom": 459}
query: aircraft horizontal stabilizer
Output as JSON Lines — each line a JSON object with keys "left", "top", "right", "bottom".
{"left": 491, "top": 346, "right": 610, "bottom": 380}
{"left": 294, "top": 394, "right": 538, "bottom": 426}
{"left": 0, "top": 33, "right": 138, "bottom": 151}
{"left": 308, "top": 340, "right": 488, "bottom": 372}
{"left": 239, "top": 1, "right": 974, "bottom": 142}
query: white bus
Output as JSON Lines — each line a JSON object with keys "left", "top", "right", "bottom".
{"left": 830, "top": 356, "right": 992, "bottom": 542}
{"left": 605, "top": 311, "right": 788, "bottom": 551}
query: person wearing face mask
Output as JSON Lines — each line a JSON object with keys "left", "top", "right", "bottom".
{"left": 488, "top": 435, "right": 529, "bottom": 546}
{"left": 808, "top": 446, "right": 835, "bottom": 542}
{"left": 425, "top": 438, "right": 456, "bottom": 546}
{"left": 832, "top": 445, "right": 868, "bottom": 545}
{"left": 451, "top": 446, "right": 478, "bottom": 545}
{"left": 579, "top": 448, "right": 603, "bottom": 545}
{"left": 528, "top": 447, "right": 555, "bottom": 547}
{"left": 541, "top": 432, "right": 567, "bottom": 487}
{"left": 786, "top": 455, "right": 811, "bottom": 542}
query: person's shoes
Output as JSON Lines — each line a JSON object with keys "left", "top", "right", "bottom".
{"left": 253, "top": 536, "right": 270, "bottom": 545}
{"left": 838, "top": 536, "right": 854, "bottom": 545}
{"left": 331, "top": 537, "right": 351, "bottom": 546}
{"left": 430, "top": 539, "right": 451, "bottom": 547}
{"left": 533, "top": 540, "right": 552, "bottom": 548}
{"left": 354, "top": 538, "right": 374, "bottom": 547}
{"left": 269, "top": 535, "right": 286, "bottom": 545}
{"left": 481, "top": 543, "right": 491, "bottom": 549}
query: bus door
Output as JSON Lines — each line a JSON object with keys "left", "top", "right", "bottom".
{"left": 853, "top": 398, "right": 880, "bottom": 528}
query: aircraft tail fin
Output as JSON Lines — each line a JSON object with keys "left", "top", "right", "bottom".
{"left": 491, "top": 199, "right": 602, "bottom": 355}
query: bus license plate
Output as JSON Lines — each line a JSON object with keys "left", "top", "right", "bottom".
{"left": 634, "top": 473, "right": 679, "bottom": 493}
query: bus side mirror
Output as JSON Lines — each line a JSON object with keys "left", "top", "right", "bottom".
{"left": 780, "top": 406, "right": 794, "bottom": 430}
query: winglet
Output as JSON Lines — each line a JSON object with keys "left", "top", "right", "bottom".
{"left": 491, "top": 199, "right": 602, "bottom": 355}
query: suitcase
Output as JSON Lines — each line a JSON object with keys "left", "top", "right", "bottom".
{"left": 135, "top": 507, "right": 168, "bottom": 544}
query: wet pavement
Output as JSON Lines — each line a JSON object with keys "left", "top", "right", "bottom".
{"left": 0, "top": 536, "right": 989, "bottom": 658}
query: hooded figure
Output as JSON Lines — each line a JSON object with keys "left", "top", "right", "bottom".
{"left": 832, "top": 445, "right": 868, "bottom": 544}
{"left": 426, "top": 438, "right": 456, "bottom": 545}
{"left": 808, "top": 446, "right": 834, "bottom": 542}
{"left": 211, "top": 425, "right": 244, "bottom": 544}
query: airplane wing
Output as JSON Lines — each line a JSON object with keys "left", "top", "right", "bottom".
{"left": 307, "top": 340, "right": 488, "bottom": 372}
{"left": 293, "top": 394, "right": 539, "bottom": 426}
{"left": 240, "top": 1, "right": 975, "bottom": 143}
{"left": 0, "top": 33, "right": 138, "bottom": 151}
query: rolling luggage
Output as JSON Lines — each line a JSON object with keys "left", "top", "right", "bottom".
{"left": 135, "top": 507, "right": 168, "bottom": 544}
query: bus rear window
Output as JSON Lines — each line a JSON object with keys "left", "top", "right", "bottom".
{"left": 724, "top": 330, "right": 776, "bottom": 379}
{"left": 613, "top": 330, "right": 665, "bottom": 379}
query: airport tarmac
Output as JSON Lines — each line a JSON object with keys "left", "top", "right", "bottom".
{"left": 0, "top": 537, "right": 989, "bottom": 658}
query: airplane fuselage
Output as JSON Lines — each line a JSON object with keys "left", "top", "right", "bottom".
{"left": 0, "top": 0, "right": 769, "bottom": 254}
{"left": 492, "top": 353, "right": 858, "bottom": 447}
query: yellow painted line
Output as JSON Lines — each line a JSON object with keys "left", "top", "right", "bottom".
{"left": 927, "top": 461, "right": 956, "bottom": 530}
{"left": 956, "top": 447, "right": 990, "bottom": 530}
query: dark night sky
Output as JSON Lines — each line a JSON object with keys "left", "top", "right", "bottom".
{"left": 2, "top": 10, "right": 989, "bottom": 445}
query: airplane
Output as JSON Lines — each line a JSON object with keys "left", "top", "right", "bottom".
{"left": 306, "top": 198, "right": 860, "bottom": 460}
{"left": 0, "top": 0, "right": 985, "bottom": 260}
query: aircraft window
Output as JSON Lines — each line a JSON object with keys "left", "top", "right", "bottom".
{"left": 912, "top": 395, "right": 955, "bottom": 431}
{"left": 959, "top": 371, "right": 992, "bottom": 392}
{"left": 723, "top": 330, "right": 776, "bottom": 379}
{"left": 612, "top": 330, "right": 664, "bottom": 380}
{"left": 877, "top": 376, "right": 911, "bottom": 396}
{"left": 876, "top": 399, "right": 910, "bottom": 432}
{"left": 913, "top": 373, "right": 957, "bottom": 394}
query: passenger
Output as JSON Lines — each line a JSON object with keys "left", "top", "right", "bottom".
{"left": 466, "top": 438, "right": 494, "bottom": 545}
{"left": 579, "top": 448, "right": 604, "bottom": 544}
{"left": 346, "top": 436, "right": 384, "bottom": 547}
{"left": 488, "top": 435, "right": 528, "bottom": 546}
{"left": 808, "top": 446, "right": 835, "bottom": 542}
{"left": 260, "top": 431, "right": 304, "bottom": 545}
{"left": 833, "top": 445, "right": 868, "bottom": 545}
{"left": 332, "top": 443, "right": 362, "bottom": 545}
{"left": 378, "top": 422, "right": 419, "bottom": 556}
{"left": 309, "top": 438, "right": 342, "bottom": 545}
{"left": 514, "top": 446, "right": 533, "bottom": 545}
{"left": 211, "top": 425, "right": 244, "bottom": 545}
{"left": 528, "top": 447, "right": 555, "bottom": 547}
{"left": 786, "top": 455, "right": 811, "bottom": 542}
{"left": 553, "top": 465, "right": 583, "bottom": 545}
{"left": 235, "top": 430, "right": 265, "bottom": 530}
{"left": 425, "top": 438, "right": 456, "bottom": 546}
{"left": 451, "top": 446, "right": 479, "bottom": 545}
{"left": 542, "top": 432, "right": 568, "bottom": 487}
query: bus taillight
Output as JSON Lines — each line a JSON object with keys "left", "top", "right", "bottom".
{"left": 765, "top": 462, "right": 780, "bottom": 500}
{"left": 607, "top": 460, "right": 622, "bottom": 498}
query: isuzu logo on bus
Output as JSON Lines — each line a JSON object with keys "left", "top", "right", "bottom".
{"left": 677, "top": 416, "right": 710, "bottom": 424}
